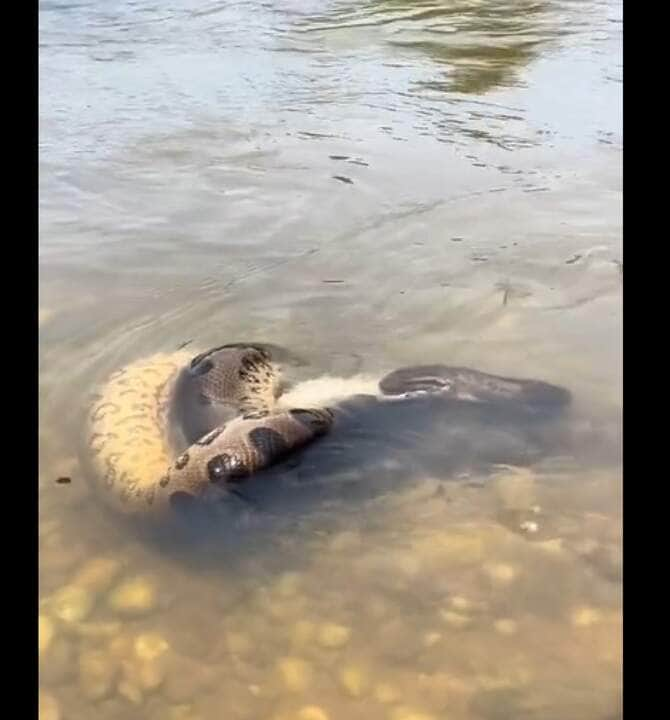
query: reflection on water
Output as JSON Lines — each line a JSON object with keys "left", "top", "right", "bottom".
{"left": 39, "top": 0, "right": 622, "bottom": 718}
{"left": 299, "top": 0, "right": 563, "bottom": 94}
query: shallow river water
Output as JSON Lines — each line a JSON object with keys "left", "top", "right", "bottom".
{"left": 39, "top": 1, "right": 622, "bottom": 719}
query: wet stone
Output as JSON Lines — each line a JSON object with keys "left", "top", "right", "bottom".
{"left": 339, "top": 665, "right": 368, "bottom": 698}
{"left": 317, "top": 622, "right": 351, "bottom": 649}
{"left": 50, "top": 585, "right": 95, "bottom": 624}
{"left": 277, "top": 657, "right": 313, "bottom": 693}
{"left": 298, "top": 707, "right": 330, "bottom": 720}
{"left": 107, "top": 576, "right": 158, "bottom": 616}
{"left": 73, "top": 557, "right": 123, "bottom": 594}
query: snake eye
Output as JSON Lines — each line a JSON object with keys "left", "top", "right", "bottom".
{"left": 207, "top": 454, "right": 231, "bottom": 483}
{"left": 206, "top": 453, "right": 246, "bottom": 483}
{"left": 188, "top": 355, "right": 214, "bottom": 376}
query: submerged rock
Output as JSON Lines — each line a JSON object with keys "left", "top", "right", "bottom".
{"left": 50, "top": 585, "right": 95, "bottom": 624}
{"left": 277, "top": 657, "right": 313, "bottom": 693}
{"left": 339, "top": 665, "right": 368, "bottom": 698}
{"left": 483, "top": 563, "right": 519, "bottom": 585}
{"left": 422, "top": 631, "right": 443, "bottom": 648}
{"left": 410, "top": 523, "right": 525, "bottom": 569}
{"left": 440, "top": 610, "right": 471, "bottom": 629}
{"left": 449, "top": 596, "right": 476, "bottom": 612}
{"left": 298, "top": 707, "right": 330, "bottom": 720}
{"left": 108, "top": 576, "right": 158, "bottom": 616}
{"left": 134, "top": 633, "right": 170, "bottom": 661}
{"left": 317, "top": 623, "right": 351, "bottom": 649}
{"left": 73, "top": 557, "right": 123, "bottom": 594}
{"left": 570, "top": 606, "right": 603, "bottom": 627}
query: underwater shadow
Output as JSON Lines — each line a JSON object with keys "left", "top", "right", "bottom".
{"left": 136, "top": 379, "right": 574, "bottom": 566}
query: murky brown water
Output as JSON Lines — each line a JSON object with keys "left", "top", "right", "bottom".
{"left": 39, "top": 1, "right": 622, "bottom": 718}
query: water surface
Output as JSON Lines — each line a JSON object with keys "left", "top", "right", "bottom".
{"left": 39, "top": 1, "right": 622, "bottom": 719}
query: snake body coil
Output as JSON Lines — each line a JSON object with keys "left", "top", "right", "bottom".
{"left": 85, "top": 344, "right": 570, "bottom": 520}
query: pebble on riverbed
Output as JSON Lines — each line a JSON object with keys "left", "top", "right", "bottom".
{"left": 298, "top": 706, "right": 330, "bottom": 720}
{"left": 50, "top": 584, "right": 95, "bottom": 624}
{"left": 440, "top": 610, "right": 472, "bottom": 629}
{"left": 422, "top": 631, "right": 442, "bottom": 647}
{"left": 277, "top": 657, "right": 313, "bottom": 692}
{"left": 317, "top": 622, "right": 351, "bottom": 649}
{"left": 134, "top": 633, "right": 170, "bottom": 661}
{"left": 72, "top": 557, "right": 123, "bottom": 594}
{"left": 339, "top": 664, "right": 368, "bottom": 698}
{"left": 483, "top": 563, "right": 519, "bottom": 585}
{"left": 449, "top": 595, "right": 475, "bottom": 612}
{"left": 107, "top": 576, "right": 158, "bottom": 616}
{"left": 409, "top": 523, "right": 527, "bottom": 571}
{"left": 570, "top": 606, "right": 603, "bottom": 627}
{"left": 117, "top": 632, "right": 170, "bottom": 693}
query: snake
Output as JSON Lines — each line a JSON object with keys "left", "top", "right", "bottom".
{"left": 84, "top": 343, "right": 571, "bottom": 521}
